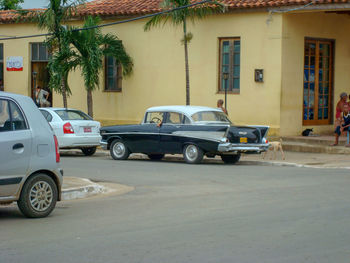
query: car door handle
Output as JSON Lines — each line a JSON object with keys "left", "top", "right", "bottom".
{"left": 13, "top": 143, "right": 24, "bottom": 150}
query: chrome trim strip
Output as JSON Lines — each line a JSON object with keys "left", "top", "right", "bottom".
{"left": 100, "top": 132, "right": 224, "bottom": 143}
{"left": 218, "top": 142, "right": 270, "bottom": 152}
{"left": 100, "top": 141, "right": 108, "bottom": 150}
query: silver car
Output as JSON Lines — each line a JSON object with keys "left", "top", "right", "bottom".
{"left": 0, "top": 92, "right": 63, "bottom": 218}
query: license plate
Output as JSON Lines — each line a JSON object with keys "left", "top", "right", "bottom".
{"left": 84, "top": 127, "right": 92, "bottom": 133}
{"left": 240, "top": 137, "right": 247, "bottom": 143}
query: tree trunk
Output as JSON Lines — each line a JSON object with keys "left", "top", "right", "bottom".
{"left": 58, "top": 42, "right": 68, "bottom": 108}
{"left": 87, "top": 89, "right": 93, "bottom": 117}
{"left": 183, "top": 19, "right": 190, "bottom": 105}
{"left": 61, "top": 79, "right": 67, "bottom": 108}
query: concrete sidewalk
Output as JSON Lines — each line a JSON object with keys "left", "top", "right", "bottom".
{"left": 242, "top": 151, "right": 350, "bottom": 169}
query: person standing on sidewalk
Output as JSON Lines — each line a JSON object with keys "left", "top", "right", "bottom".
{"left": 217, "top": 99, "right": 228, "bottom": 115}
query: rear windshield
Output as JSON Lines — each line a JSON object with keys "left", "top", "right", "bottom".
{"left": 55, "top": 110, "right": 92, "bottom": 121}
{"left": 191, "top": 111, "right": 231, "bottom": 124}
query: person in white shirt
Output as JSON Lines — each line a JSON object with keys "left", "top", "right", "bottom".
{"left": 35, "top": 86, "right": 50, "bottom": 107}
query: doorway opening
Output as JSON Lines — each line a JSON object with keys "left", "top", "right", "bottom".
{"left": 31, "top": 43, "right": 52, "bottom": 107}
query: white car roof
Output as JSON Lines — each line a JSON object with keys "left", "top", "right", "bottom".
{"left": 147, "top": 105, "right": 222, "bottom": 116}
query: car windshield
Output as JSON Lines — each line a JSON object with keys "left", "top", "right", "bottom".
{"left": 191, "top": 111, "right": 232, "bottom": 124}
{"left": 55, "top": 110, "right": 92, "bottom": 121}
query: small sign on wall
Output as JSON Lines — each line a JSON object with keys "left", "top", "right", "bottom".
{"left": 254, "top": 69, "right": 264, "bottom": 82}
{"left": 6, "top": 56, "right": 23, "bottom": 71}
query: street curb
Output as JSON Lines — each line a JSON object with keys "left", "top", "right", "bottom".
{"left": 61, "top": 177, "right": 135, "bottom": 201}
{"left": 62, "top": 178, "right": 108, "bottom": 200}
{"left": 241, "top": 160, "right": 350, "bottom": 169}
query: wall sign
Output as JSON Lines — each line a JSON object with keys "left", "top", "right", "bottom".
{"left": 254, "top": 69, "right": 264, "bottom": 82}
{"left": 6, "top": 56, "right": 23, "bottom": 71}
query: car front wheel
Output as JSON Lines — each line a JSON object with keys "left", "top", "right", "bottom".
{"left": 81, "top": 147, "right": 97, "bottom": 156}
{"left": 17, "top": 174, "right": 58, "bottom": 218}
{"left": 183, "top": 144, "right": 203, "bottom": 164}
{"left": 110, "top": 140, "right": 130, "bottom": 160}
{"left": 221, "top": 154, "right": 241, "bottom": 164}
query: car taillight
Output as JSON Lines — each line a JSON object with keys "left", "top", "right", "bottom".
{"left": 54, "top": 135, "right": 60, "bottom": 163}
{"left": 63, "top": 122, "right": 74, "bottom": 134}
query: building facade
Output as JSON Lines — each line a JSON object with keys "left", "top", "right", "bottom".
{"left": 0, "top": 0, "right": 350, "bottom": 136}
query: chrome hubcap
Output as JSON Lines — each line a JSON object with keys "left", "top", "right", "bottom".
{"left": 113, "top": 142, "right": 126, "bottom": 158}
{"left": 186, "top": 145, "right": 198, "bottom": 161}
{"left": 30, "top": 181, "right": 53, "bottom": 212}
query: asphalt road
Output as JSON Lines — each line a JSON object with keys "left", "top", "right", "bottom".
{"left": 1, "top": 154, "right": 350, "bottom": 263}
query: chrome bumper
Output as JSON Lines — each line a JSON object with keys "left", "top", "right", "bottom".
{"left": 218, "top": 142, "right": 270, "bottom": 153}
{"left": 100, "top": 141, "right": 108, "bottom": 150}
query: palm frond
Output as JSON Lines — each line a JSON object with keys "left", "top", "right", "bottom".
{"left": 101, "top": 34, "right": 133, "bottom": 76}
{"left": 144, "top": 0, "right": 225, "bottom": 31}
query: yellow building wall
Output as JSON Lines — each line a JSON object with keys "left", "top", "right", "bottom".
{"left": 281, "top": 12, "right": 350, "bottom": 136}
{"left": 0, "top": 23, "right": 37, "bottom": 97}
{"left": 0, "top": 12, "right": 283, "bottom": 135}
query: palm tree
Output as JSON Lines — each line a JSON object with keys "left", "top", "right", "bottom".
{"left": 51, "top": 16, "right": 133, "bottom": 117}
{"left": 144, "top": 0, "right": 225, "bottom": 105}
{"left": 0, "top": 0, "right": 23, "bottom": 10}
{"left": 27, "top": 0, "right": 85, "bottom": 108}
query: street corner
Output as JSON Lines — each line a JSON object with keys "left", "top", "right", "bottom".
{"left": 62, "top": 176, "right": 134, "bottom": 201}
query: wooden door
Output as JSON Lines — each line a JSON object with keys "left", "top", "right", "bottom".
{"left": 31, "top": 62, "right": 52, "bottom": 106}
{"left": 303, "top": 39, "right": 333, "bottom": 125}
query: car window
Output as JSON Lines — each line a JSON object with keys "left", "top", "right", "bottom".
{"left": 164, "top": 112, "right": 191, "bottom": 124}
{"left": 191, "top": 111, "right": 231, "bottom": 124}
{"left": 40, "top": 110, "right": 53, "bottom": 122}
{"left": 164, "top": 112, "right": 182, "bottom": 124}
{"left": 144, "top": 112, "right": 164, "bottom": 124}
{"left": 9, "top": 101, "right": 27, "bottom": 130}
{"left": 0, "top": 99, "right": 10, "bottom": 132}
{"left": 55, "top": 110, "right": 92, "bottom": 121}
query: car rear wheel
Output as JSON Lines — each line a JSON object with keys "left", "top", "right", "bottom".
{"left": 183, "top": 144, "right": 203, "bottom": 164}
{"left": 110, "top": 140, "right": 130, "bottom": 160}
{"left": 17, "top": 174, "right": 58, "bottom": 218}
{"left": 81, "top": 147, "right": 97, "bottom": 156}
{"left": 221, "top": 154, "right": 241, "bottom": 164}
{"left": 147, "top": 154, "right": 165, "bottom": 160}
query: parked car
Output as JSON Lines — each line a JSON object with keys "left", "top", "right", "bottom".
{"left": 39, "top": 108, "right": 101, "bottom": 156}
{"left": 0, "top": 92, "right": 63, "bottom": 218}
{"left": 100, "top": 106, "right": 270, "bottom": 164}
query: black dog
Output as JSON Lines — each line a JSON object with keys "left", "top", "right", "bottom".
{"left": 302, "top": 128, "right": 313, "bottom": 136}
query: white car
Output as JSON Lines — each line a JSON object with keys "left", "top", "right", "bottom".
{"left": 40, "top": 108, "right": 101, "bottom": 156}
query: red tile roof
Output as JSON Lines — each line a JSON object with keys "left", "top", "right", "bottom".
{"left": 76, "top": 0, "right": 350, "bottom": 16}
{"left": 0, "top": 0, "right": 349, "bottom": 23}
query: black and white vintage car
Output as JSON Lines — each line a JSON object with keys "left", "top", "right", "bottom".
{"left": 100, "top": 106, "right": 269, "bottom": 164}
